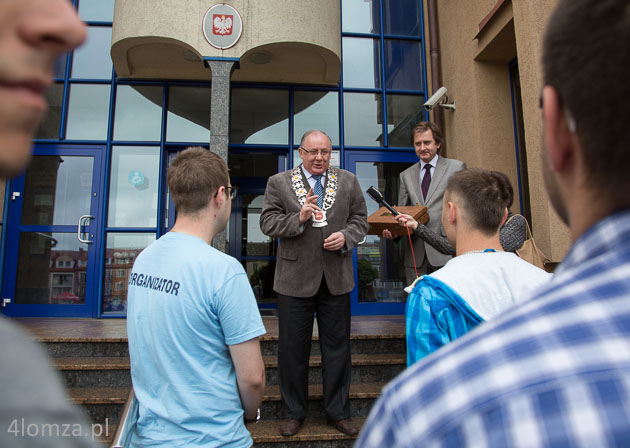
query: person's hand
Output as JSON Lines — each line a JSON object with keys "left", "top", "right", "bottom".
{"left": 395, "top": 213, "right": 418, "bottom": 231}
{"left": 299, "top": 188, "right": 321, "bottom": 224}
{"left": 382, "top": 229, "right": 394, "bottom": 240}
{"left": 323, "top": 231, "right": 345, "bottom": 251}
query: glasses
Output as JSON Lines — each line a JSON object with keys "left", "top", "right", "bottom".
{"left": 215, "top": 186, "right": 238, "bottom": 200}
{"left": 300, "top": 147, "right": 332, "bottom": 157}
{"left": 227, "top": 186, "right": 239, "bottom": 200}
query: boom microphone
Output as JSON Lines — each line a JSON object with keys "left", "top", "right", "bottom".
{"left": 366, "top": 186, "right": 399, "bottom": 216}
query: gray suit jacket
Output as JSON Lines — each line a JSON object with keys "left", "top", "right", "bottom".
{"left": 399, "top": 156, "right": 466, "bottom": 268}
{"left": 260, "top": 166, "right": 369, "bottom": 297}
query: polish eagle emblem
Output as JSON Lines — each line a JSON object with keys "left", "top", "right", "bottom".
{"left": 213, "top": 14, "right": 233, "bottom": 35}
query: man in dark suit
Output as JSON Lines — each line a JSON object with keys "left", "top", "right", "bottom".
{"left": 384, "top": 122, "right": 465, "bottom": 284}
{"left": 260, "top": 130, "right": 369, "bottom": 437}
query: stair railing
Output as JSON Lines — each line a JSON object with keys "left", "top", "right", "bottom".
{"left": 110, "top": 387, "right": 138, "bottom": 448}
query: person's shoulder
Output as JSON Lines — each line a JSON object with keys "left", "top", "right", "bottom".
{"left": 439, "top": 156, "right": 465, "bottom": 168}
{"left": 400, "top": 162, "right": 420, "bottom": 176}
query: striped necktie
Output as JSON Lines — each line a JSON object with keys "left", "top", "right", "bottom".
{"left": 313, "top": 175, "right": 324, "bottom": 208}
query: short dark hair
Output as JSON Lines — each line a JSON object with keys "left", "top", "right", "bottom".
{"left": 411, "top": 121, "right": 443, "bottom": 150}
{"left": 446, "top": 168, "right": 512, "bottom": 236}
{"left": 542, "top": 0, "right": 629, "bottom": 195}
{"left": 167, "top": 146, "right": 229, "bottom": 215}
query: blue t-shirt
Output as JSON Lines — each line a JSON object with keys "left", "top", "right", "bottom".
{"left": 127, "top": 232, "right": 266, "bottom": 447}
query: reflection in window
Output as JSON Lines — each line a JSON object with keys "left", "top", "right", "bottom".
{"left": 342, "top": 37, "right": 381, "bottom": 89}
{"left": 108, "top": 146, "right": 160, "bottom": 227}
{"left": 71, "top": 26, "right": 113, "bottom": 79}
{"left": 342, "top": 0, "right": 379, "bottom": 33}
{"left": 231, "top": 88, "right": 289, "bottom": 144}
{"left": 36, "top": 84, "right": 64, "bottom": 139}
{"left": 15, "top": 232, "right": 89, "bottom": 305}
{"left": 294, "top": 91, "right": 339, "bottom": 146}
{"left": 113, "top": 85, "right": 163, "bottom": 141}
{"left": 66, "top": 84, "right": 110, "bottom": 140}
{"left": 382, "top": 0, "right": 421, "bottom": 36}
{"left": 78, "top": 0, "right": 115, "bottom": 22}
{"left": 102, "top": 233, "right": 155, "bottom": 313}
{"left": 54, "top": 54, "right": 67, "bottom": 79}
{"left": 343, "top": 92, "right": 383, "bottom": 146}
{"left": 21, "top": 156, "right": 93, "bottom": 226}
{"left": 384, "top": 40, "right": 424, "bottom": 90}
{"left": 241, "top": 195, "right": 274, "bottom": 257}
{"left": 355, "top": 161, "right": 414, "bottom": 302}
{"left": 166, "top": 86, "right": 211, "bottom": 142}
{"left": 243, "top": 260, "right": 277, "bottom": 304}
{"left": 386, "top": 94, "right": 425, "bottom": 147}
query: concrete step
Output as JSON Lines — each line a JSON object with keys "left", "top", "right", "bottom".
{"left": 54, "top": 353, "right": 405, "bottom": 389}
{"left": 44, "top": 336, "right": 405, "bottom": 358}
{"left": 68, "top": 382, "right": 385, "bottom": 425}
{"left": 248, "top": 417, "right": 366, "bottom": 447}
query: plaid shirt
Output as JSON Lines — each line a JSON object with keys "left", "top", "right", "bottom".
{"left": 356, "top": 210, "right": 630, "bottom": 448}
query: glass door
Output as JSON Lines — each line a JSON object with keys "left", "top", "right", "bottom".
{"left": 346, "top": 151, "right": 417, "bottom": 315}
{"left": 1, "top": 146, "right": 104, "bottom": 317}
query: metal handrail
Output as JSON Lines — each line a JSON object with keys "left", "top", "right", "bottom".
{"left": 110, "top": 388, "right": 138, "bottom": 448}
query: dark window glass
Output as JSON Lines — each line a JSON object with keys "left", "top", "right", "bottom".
{"left": 384, "top": 40, "right": 424, "bottom": 90}
{"left": 243, "top": 260, "right": 277, "bottom": 304}
{"left": 386, "top": 94, "right": 425, "bottom": 147}
{"left": 293, "top": 91, "right": 339, "bottom": 145}
{"left": 355, "top": 161, "right": 415, "bottom": 302}
{"left": 113, "top": 85, "right": 163, "bottom": 141}
{"left": 102, "top": 233, "right": 155, "bottom": 313}
{"left": 342, "top": 0, "right": 380, "bottom": 33}
{"left": 15, "top": 233, "right": 88, "bottom": 305}
{"left": 36, "top": 84, "right": 64, "bottom": 139}
{"left": 71, "top": 26, "right": 113, "bottom": 79}
{"left": 66, "top": 84, "right": 111, "bottom": 140}
{"left": 382, "top": 0, "right": 421, "bottom": 36}
{"left": 54, "top": 54, "right": 67, "bottom": 79}
{"left": 228, "top": 152, "right": 279, "bottom": 178}
{"left": 21, "top": 156, "right": 94, "bottom": 226}
{"left": 343, "top": 92, "right": 383, "bottom": 146}
{"left": 166, "top": 86, "right": 211, "bottom": 142}
{"left": 342, "top": 37, "right": 381, "bottom": 89}
{"left": 78, "top": 0, "right": 115, "bottom": 22}
{"left": 231, "top": 88, "right": 289, "bottom": 144}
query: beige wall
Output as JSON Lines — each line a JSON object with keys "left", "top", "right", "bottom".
{"left": 425, "top": 0, "right": 569, "bottom": 261}
{"left": 111, "top": 0, "right": 341, "bottom": 85}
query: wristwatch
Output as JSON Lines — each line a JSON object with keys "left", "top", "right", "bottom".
{"left": 244, "top": 408, "right": 261, "bottom": 424}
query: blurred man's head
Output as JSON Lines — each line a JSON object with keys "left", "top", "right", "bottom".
{"left": 441, "top": 169, "right": 512, "bottom": 245}
{"left": 541, "top": 0, "right": 629, "bottom": 223}
{"left": 0, "top": 0, "right": 85, "bottom": 178}
{"left": 168, "top": 147, "right": 231, "bottom": 226}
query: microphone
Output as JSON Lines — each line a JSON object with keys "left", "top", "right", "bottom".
{"left": 366, "top": 186, "right": 399, "bottom": 216}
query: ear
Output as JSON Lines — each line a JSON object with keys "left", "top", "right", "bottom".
{"left": 542, "top": 86, "right": 573, "bottom": 172}
{"left": 447, "top": 201, "right": 457, "bottom": 225}
{"left": 213, "top": 186, "right": 226, "bottom": 208}
{"left": 501, "top": 207, "right": 508, "bottom": 226}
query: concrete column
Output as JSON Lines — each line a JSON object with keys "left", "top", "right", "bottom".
{"left": 206, "top": 59, "right": 238, "bottom": 253}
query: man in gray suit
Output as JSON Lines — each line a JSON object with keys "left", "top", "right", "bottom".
{"left": 384, "top": 122, "right": 465, "bottom": 284}
{"left": 260, "top": 130, "right": 369, "bottom": 437}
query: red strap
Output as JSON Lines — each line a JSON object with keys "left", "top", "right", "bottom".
{"left": 407, "top": 227, "right": 418, "bottom": 279}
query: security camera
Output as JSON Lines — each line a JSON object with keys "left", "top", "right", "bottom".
{"left": 423, "top": 86, "right": 455, "bottom": 111}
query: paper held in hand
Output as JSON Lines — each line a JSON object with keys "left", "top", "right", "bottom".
{"left": 367, "top": 205, "right": 429, "bottom": 236}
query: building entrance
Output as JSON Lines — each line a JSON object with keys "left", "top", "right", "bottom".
{"left": 2, "top": 146, "right": 105, "bottom": 317}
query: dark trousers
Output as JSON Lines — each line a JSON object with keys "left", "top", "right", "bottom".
{"left": 277, "top": 277, "right": 351, "bottom": 421}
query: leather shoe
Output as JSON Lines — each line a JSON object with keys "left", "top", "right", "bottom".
{"left": 328, "top": 418, "right": 358, "bottom": 436}
{"left": 280, "top": 419, "right": 302, "bottom": 436}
